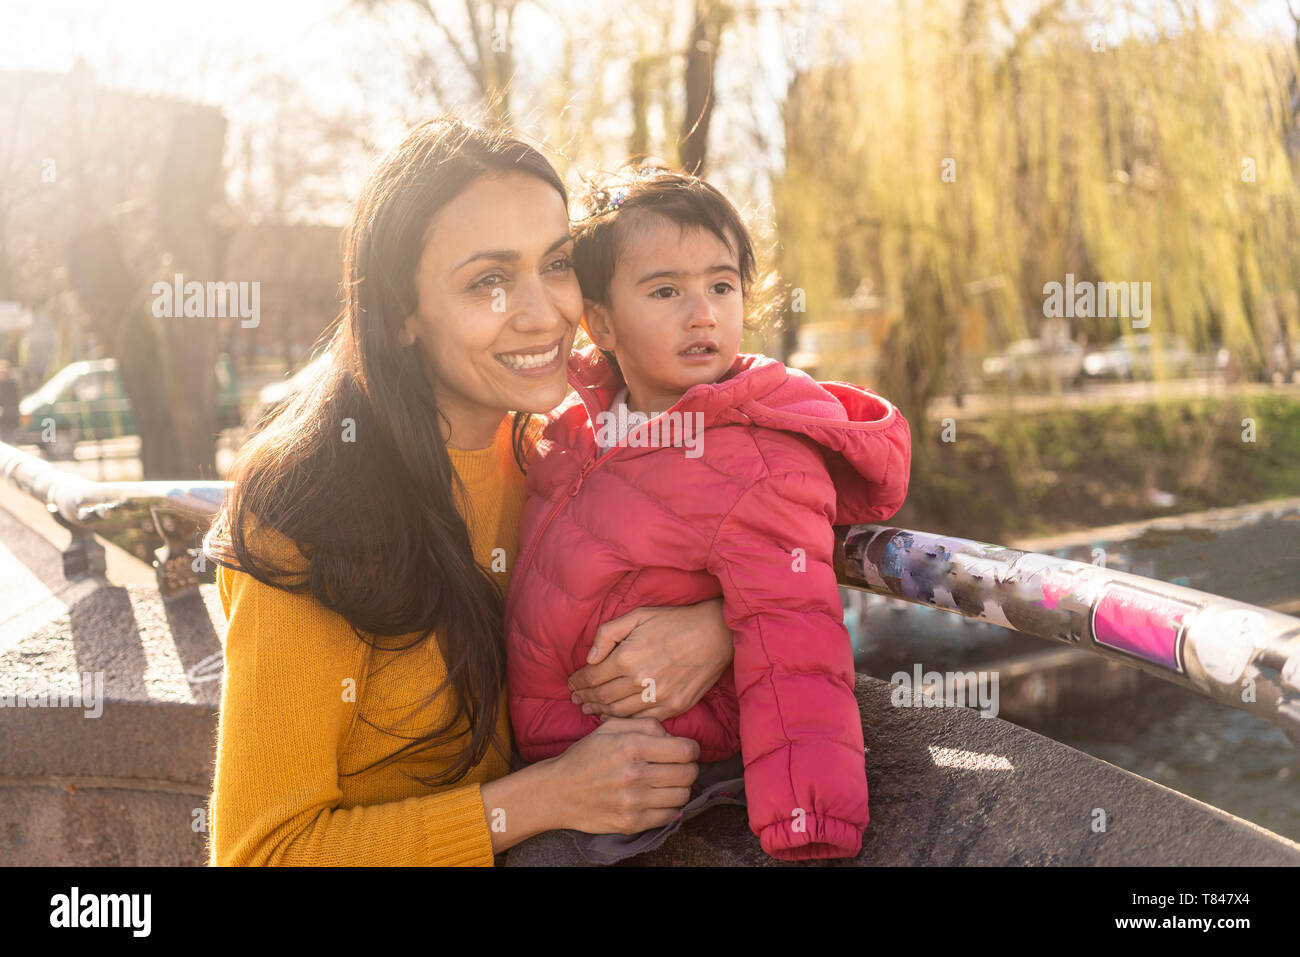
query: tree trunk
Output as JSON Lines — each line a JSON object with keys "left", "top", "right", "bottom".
{"left": 64, "top": 223, "right": 184, "bottom": 477}
{"left": 630, "top": 56, "right": 652, "bottom": 159}
{"left": 155, "top": 109, "right": 227, "bottom": 479}
{"left": 679, "top": 0, "right": 725, "bottom": 175}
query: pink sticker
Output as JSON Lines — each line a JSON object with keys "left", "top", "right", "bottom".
{"left": 1091, "top": 582, "right": 1199, "bottom": 673}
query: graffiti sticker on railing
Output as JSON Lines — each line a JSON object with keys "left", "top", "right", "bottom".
{"left": 1090, "top": 581, "right": 1199, "bottom": 674}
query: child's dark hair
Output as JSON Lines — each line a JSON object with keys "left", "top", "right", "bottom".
{"left": 572, "top": 164, "right": 756, "bottom": 303}
{"left": 570, "top": 165, "right": 778, "bottom": 375}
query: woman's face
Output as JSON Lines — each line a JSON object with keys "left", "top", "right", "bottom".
{"left": 403, "top": 170, "right": 582, "bottom": 446}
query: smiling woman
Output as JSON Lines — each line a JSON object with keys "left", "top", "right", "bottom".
{"left": 200, "top": 116, "right": 737, "bottom": 866}
{"left": 398, "top": 170, "right": 582, "bottom": 449}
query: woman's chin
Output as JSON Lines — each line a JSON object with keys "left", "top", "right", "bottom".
{"left": 506, "top": 371, "right": 569, "bottom": 413}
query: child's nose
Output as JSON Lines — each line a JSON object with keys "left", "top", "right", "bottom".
{"left": 685, "top": 292, "right": 717, "bottom": 327}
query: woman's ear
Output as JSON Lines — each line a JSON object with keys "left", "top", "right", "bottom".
{"left": 582, "top": 300, "right": 616, "bottom": 350}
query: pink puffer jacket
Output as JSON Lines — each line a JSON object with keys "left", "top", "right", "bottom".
{"left": 506, "top": 345, "right": 911, "bottom": 860}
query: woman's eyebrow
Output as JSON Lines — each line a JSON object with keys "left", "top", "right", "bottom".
{"left": 452, "top": 233, "right": 574, "bottom": 274}
{"left": 636, "top": 263, "right": 741, "bottom": 285}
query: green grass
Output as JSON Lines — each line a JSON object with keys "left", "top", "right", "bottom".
{"left": 894, "top": 394, "right": 1300, "bottom": 542}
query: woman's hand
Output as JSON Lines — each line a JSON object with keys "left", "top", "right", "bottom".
{"left": 566, "top": 598, "right": 734, "bottom": 721}
{"left": 536, "top": 717, "right": 700, "bottom": 835}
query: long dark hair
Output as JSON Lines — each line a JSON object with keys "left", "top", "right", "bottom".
{"left": 204, "top": 116, "right": 565, "bottom": 786}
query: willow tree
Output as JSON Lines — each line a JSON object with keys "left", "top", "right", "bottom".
{"left": 775, "top": 0, "right": 1300, "bottom": 500}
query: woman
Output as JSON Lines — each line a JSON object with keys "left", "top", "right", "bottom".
{"left": 202, "top": 116, "right": 737, "bottom": 865}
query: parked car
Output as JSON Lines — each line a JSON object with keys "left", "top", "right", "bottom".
{"left": 1082, "top": 334, "right": 1192, "bottom": 380}
{"left": 981, "top": 339, "right": 1085, "bottom": 388}
{"left": 15, "top": 356, "right": 240, "bottom": 457}
{"left": 240, "top": 352, "right": 330, "bottom": 435}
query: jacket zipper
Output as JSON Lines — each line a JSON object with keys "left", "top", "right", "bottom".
{"left": 506, "top": 448, "right": 618, "bottom": 623}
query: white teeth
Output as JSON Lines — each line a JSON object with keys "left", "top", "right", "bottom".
{"left": 497, "top": 343, "right": 560, "bottom": 370}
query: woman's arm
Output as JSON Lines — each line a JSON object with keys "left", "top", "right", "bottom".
{"left": 211, "top": 565, "right": 499, "bottom": 866}
{"left": 213, "top": 566, "right": 701, "bottom": 863}
{"left": 565, "top": 598, "right": 735, "bottom": 720}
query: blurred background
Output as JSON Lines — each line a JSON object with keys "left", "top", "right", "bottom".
{"left": 0, "top": 0, "right": 1297, "bottom": 840}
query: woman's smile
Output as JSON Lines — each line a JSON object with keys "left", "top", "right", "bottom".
{"left": 495, "top": 336, "right": 565, "bottom": 374}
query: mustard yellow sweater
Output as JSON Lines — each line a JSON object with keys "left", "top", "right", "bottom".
{"left": 208, "top": 416, "right": 526, "bottom": 866}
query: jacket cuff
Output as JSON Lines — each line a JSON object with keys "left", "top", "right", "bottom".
{"left": 758, "top": 813, "right": 865, "bottom": 862}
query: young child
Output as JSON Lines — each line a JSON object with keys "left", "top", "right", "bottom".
{"left": 505, "top": 166, "right": 911, "bottom": 862}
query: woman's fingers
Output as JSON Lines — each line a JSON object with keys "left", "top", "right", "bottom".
{"left": 567, "top": 658, "right": 624, "bottom": 693}
{"left": 581, "top": 690, "right": 652, "bottom": 717}
{"left": 637, "top": 786, "right": 694, "bottom": 811}
{"left": 569, "top": 675, "right": 639, "bottom": 706}
{"left": 639, "top": 760, "right": 699, "bottom": 790}
{"left": 553, "top": 723, "right": 702, "bottom": 835}
{"left": 635, "top": 731, "right": 701, "bottom": 766}
{"left": 587, "top": 716, "right": 665, "bottom": 737}
{"left": 584, "top": 607, "right": 660, "bottom": 665}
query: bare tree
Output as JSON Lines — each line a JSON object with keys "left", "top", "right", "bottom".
{"left": 360, "top": 0, "right": 520, "bottom": 121}
{"left": 679, "top": 0, "right": 730, "bottom": 174}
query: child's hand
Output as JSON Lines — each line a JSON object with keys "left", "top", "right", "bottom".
{"left": 567, "top": 598, "right": 734, "bottom": 721}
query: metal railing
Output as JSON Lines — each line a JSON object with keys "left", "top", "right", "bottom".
{"left": 0, "top": 440, "right": 225, "bottom": 591}
{"left": 3, "top": 438, "right": 1298, "bottom": 746}
{"left": 836, "top": 525, "right": 1300, "bottom": 747}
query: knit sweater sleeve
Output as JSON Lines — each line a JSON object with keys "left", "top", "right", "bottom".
{"left": 209, "top": 563, "right": 496, "bottom": 867}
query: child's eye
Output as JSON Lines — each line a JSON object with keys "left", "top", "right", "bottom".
{"left": 650, "top": 286, "right": 677, "bottom": 299}
{"left": 711, "top": 281, "right": 736, "bottom": 294}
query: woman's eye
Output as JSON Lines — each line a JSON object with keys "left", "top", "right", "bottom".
{"left": 547, "top": 256, "right": 573, "bottom": 273}
{"left": 473, "top": 273, "right": 506, "bottom": 290}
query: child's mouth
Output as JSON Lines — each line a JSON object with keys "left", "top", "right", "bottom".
{"left": 680, "top": 341, "right": 718, "bottom": 359}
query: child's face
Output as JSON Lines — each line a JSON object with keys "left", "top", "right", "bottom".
{"left": 585, "top": 215, "right": 744, "bottom": 413}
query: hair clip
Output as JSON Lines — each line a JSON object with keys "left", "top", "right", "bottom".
{"left": 589, "top": 185, "right": 628, "bottom": 216}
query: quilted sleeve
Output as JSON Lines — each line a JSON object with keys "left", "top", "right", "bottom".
{"left": 507, "top": 627, "right": 602, "bottom": 763}
{"left": 509, "top": 618, "right": 742, "bottom": 764}
{"left": 706, "top": 464, "right": 870, "bottom": 861}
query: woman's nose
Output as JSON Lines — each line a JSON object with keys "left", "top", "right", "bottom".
{"left": 511, "top": 274, "right": 565, "bottom": 332}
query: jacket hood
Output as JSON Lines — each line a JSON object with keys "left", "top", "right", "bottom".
{"left": 561, "top": 345, "right": 911, "bottom": 524}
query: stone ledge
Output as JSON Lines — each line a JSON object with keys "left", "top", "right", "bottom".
{"left": 506, "top": 674, "right": 1300, "bottom": 866}
{"left": 0, "top": 785, "right": 208, "bottom": 866}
